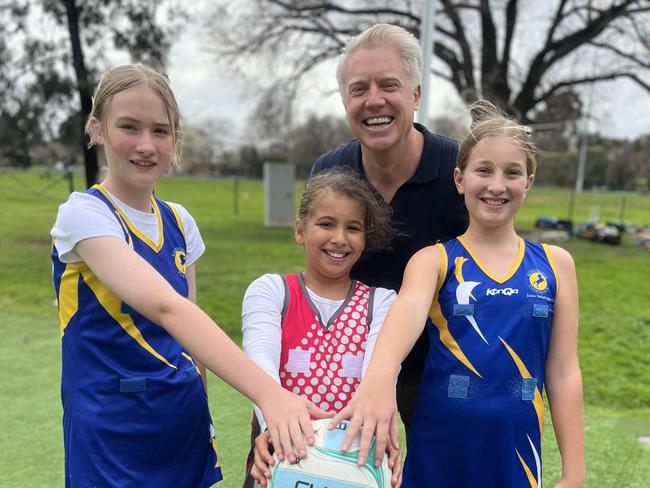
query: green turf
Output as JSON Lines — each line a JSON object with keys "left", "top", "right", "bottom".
{"left": 1, "top": 168, "right": 649, "bottom": 486}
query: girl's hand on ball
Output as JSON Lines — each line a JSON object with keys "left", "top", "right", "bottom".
{"left": 251, "top": 431, "right": 274, "bottom": 486}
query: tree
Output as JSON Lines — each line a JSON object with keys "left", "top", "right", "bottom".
{"left": 530, "top": 88, "right": 583, "bottom": 152}
{"left": 239, "top": 144, "right": 263, "bottom": 177}
{"left": 0, "top": 3, "right": 75, "bottom": 168}
{"left": 180, "top": 119, "right": 232, "bottom": 175}
{"left": 287, "top": 115, "right": 351, "bottom": 177}
{"left": 207, "top": 0, "right": 650, "bottom": 124}
{"left": 2, "top": 0, "right": 184, "bottom": 185}
{"left": 429, "top": 112, "right": 470, "bottom": 140}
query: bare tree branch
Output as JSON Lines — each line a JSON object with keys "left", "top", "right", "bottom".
{"left": 514, "top": 0, "right": 649, "bottom": 116}
{"left": 439, "top": 0, "right": 476, "bottom": 99}
{"left": 589, "top": 42, "right": 650, "bottom": 69}
{"left": 207, "top": 0, "right": 650, "bottom": 128}
{"left": 535, "top": 71, "right": 650, "bottom": 106}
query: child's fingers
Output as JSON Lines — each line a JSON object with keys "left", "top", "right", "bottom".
{"left": 390, "top": 412, "right": 401, "bottom": 450}
{"left": 253, "top": 432, "right": 275, "bottom": 468}
{"left": 277, "top": 423, "right": 297, "bottom": 464}
{"left": 308, "top": 402, "right": 334, "bottom": 420}
{"left": 387, "top": 444, "right": 403, "bottom": 487}
{"left": 355, "top": 419, "right": 376, "bottom": 466}
{"left": 386, "top": 442, "right": 401, "bottom": 465}
{"left": 328, "top": 405, "right": 352, "bottom": 432}
{"left": 373, "top": 420, "right": 390, "bottom": 467}
{"left": 298, "top": 410, "right": 316, "bottom": 447}
{"left": 288, "top": 418, "right": 308, "bottom": 460}
{"left": 267, "top": 426, "right": 284, "bottom": 462}
{"left": 253, "top": 451, "right": 272, "bottom": 481}
{"left": 339, "top": 413, "right": 366, "bottom": 455}
{"left": 392, "top": 469, "right": 403, "bottom": 488}
{"left": 250, "top": 465, "right": 268, "bottom": 487}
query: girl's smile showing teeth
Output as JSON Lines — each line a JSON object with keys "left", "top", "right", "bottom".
{"left": 481, "top": 198, "right": 508, "bottom": 207}
{"left": 324, "top": 249, "right": 349, "bottom": 259}
{"left": 131, "top": 159, "right": 156, "bottom": 168}
{"left": 296, "top": 190, "right": 366, "bottom": 285}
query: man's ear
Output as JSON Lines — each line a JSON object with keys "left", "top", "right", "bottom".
{"left": 413, "top": 84, "right": 422, "bottom": 111}
{"left": 294, "top": 218, "right": 305, "bottom": 246}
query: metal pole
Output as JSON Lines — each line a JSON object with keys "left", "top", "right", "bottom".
{"left": 575, "top": 132, "right": 587, "bottom": 194}
{"left": 567, "top": 190, "right": 576, "bottom": 230}
{"left": 619, "top": 195, "right": 627, "bottom": 222}
{"left": 233, "top": 176, "right": 239, "bottom": 217}
{"left": 416, "top": 0, "right": 436, "bottom": 126}
{"left": 66, "top": 166, "right": 74, "bottom": 194}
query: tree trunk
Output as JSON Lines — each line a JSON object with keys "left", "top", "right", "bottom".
{"left": 63, "top": 0, "right": 98, "bottom": 188}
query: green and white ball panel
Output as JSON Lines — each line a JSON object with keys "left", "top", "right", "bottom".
{"left": 269, "top": 419, "right": 391, "bottom": 488}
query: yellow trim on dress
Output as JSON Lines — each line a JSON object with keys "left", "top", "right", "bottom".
{"left": 93, "top": 185, "right": 164, "bottom": 252}
{"left": 454, "top": 256, "right": 477, "bottom": 301}
{"left": 182, "top": 352, "right": 201, "bottom": 375}
{"left": 58, "top": 263, "right": 82, "bottom": 336}
{"left": 212, "top": 437, "right": 221, "bottom": 468}
{"left": 541, "top": 243, "right": 560, "bottom": 295}
{"left": 79, "top": 262, "right": 176, "bottom": 370}
{"left": 168, "top": 203, "right": 187, "bottom": 241}
{"left": 516, "top": 449, "right": 539, "bottom": 488}
{"left": 458, "top": 235, "right": 525, "bottom": 284}
{"left": 429, "top": 244, "right": 483, "bottom": 378}
{"left": 499, "top": 337, "right": 544, "bottom": 435}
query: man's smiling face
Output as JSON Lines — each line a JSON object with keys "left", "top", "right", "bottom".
{"left": 342, "top": 45, "right": 420, "bottom": 154}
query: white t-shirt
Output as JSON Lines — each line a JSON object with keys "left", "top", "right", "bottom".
{"left": 242, "top": 273, "right": 396, "bottom": 430}
{"left": 51, "top": 189, "right": 205, "bottom": 265}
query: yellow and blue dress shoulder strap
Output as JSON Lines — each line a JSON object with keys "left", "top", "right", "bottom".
{"left": 86, "top": 185, "right": 131, "bottom": 245}
{"left": 158, "top": 198, "right": 188, "bottom": 247}
{"left": 541, "top": 243, "right": 560, "bottom": 294}
{"left": 435, "top": 242, "right": 449, "bottom": 292}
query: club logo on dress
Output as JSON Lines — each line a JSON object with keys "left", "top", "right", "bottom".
{"left": 174, "top": 248, "right": 187, "bottom": 275}
{"left": 526, "top": 270, "right": 548, "bottom": 293}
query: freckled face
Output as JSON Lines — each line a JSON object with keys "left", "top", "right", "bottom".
{"left": 454, "top": 135, "right": 534, "bottom": 228}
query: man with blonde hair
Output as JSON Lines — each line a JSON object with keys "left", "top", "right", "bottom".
{"left": 312, "top": 23, "right": 467, "bottom": 433}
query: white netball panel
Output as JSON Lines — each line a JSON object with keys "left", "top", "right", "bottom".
{"left": 269, "top": 419, "right": 391, "bottom": 488}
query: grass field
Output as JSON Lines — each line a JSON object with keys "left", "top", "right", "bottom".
{"left": 1, "top": 168, "right": 649, "bottom": 487}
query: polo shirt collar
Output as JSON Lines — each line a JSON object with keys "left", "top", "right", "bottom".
{"left": 356, "top": 123, "right": 441, "bottom": 184}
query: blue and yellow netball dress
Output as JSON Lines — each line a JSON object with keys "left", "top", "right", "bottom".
{"left": 52, "top": 186, "right": 221, "bottom": 488}
{"left": 403, "top": 236, "right": 558, "bottom": 488}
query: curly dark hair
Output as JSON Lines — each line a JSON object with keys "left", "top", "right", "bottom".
{"left": 300, "top": 167, "right": 395, "bottom": 255}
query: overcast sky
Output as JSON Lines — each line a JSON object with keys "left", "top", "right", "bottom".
{"left": 166, "top": 19, "right": 650, "bottom": 147}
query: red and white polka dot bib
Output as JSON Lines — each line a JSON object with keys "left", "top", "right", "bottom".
{"left": 278, "top": 274, "right": 374, "bottom": 412}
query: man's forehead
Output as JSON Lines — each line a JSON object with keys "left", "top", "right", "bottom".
{"left": 347, "top": 44, "right": 402, "bottom": 62}
{"left": 344, "top": 47, "right": 407, "bottom": 81}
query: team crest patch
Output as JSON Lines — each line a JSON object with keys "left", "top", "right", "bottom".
{"left": 526, "top": 270, "right": 548, "bottom": 293}
{"left": 174, "top": 248, "right": 187, "bottom": 275}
